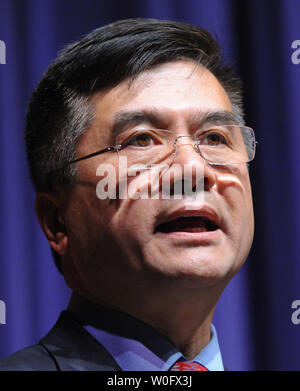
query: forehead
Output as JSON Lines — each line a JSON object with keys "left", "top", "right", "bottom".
{"left": 85, "top": 60, "right": 232, "bottom": 146}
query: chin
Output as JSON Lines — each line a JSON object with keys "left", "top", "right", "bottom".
{"left": 146, "top": 249, "right": 240, "bottom": 290}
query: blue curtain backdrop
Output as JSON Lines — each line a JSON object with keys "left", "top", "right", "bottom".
{"left": 0, "top": 0, "right": 299, "bottom": 371}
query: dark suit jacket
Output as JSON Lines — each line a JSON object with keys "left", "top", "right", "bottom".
{"left": 0, "top": 311, "right": 121, "bottom": 371}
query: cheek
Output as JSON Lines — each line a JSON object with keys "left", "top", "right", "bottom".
{"left": 104, "top": 168, "right": 158, "bottom": 233}
{"left": 216, "top": 168, "right": 252, "bottom": 201}
{"left": 65, "top": 188, "right": 132, "bottom": 270}
{"left": 110, "top": 198, "right": 155, "bottom": 238}
{"left": 216, "top": 170, "right": 254, "bottom": 232}
{"left": 215, "top": 170, "right": 254, "bottom": 268}
{"left": 65, "top": 190, "right": 102, "bottom": 251}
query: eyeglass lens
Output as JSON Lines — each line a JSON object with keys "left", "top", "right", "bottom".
{"left": 116, "top": 126, "right": 255, "bottom": 166}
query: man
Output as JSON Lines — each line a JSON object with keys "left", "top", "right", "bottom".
{"left": 0, "top": 18, "right": 255, "bottom": 371}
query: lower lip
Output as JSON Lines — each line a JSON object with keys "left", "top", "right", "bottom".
{"left": 154, "top": 229, "right": 221, "bottom": 242}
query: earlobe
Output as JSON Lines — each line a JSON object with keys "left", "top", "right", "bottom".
{"left": 35, "top": 193, "right": 69, "bottom": 255}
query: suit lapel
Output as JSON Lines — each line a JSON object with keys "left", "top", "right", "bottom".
{"left": 39, "top": 311, "right": 122, "bottom": 371}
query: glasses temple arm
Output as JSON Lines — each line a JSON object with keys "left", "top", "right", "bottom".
{"left": 68, "top": 146, "right": 118, "bottom": 165}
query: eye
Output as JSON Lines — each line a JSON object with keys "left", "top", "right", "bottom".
{"left": 201, "top": 131, "right": 227, "bottom": 146}
{"left": 126, "top": 132, "right": 157, "bottom": 148}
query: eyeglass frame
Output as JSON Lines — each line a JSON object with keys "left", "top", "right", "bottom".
{"left": 66, "top": 125, "right": 257, "bottom": 166}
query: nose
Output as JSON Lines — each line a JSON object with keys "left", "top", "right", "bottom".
{"left": 165, "top": 135, "right": 216, "bottom": 194}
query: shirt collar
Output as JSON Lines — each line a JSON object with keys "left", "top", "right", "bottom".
{"left": 67, "top": 292, "right": 224, "bottom": 371}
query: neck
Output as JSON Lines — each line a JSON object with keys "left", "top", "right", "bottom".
{"left": 134, "top": 289, "right": 219, "bottom": 360}
{"left": 80, "top": 280, "right": 225, "bottom": 360}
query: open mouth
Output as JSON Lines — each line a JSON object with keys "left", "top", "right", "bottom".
{"left": 155, "top": 216, "right": 219, "bottom": 234}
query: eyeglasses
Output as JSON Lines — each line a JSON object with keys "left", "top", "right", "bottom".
{"left": 68, "top": 125, "right": 256, "bottom": 167}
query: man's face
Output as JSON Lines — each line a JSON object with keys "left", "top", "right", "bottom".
{"left": 61, "top": 60, "right": 254, "bottom": 304}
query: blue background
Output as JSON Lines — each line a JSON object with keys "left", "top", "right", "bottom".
{"left": 0, "top": 0, "right": 300, "bottom": 370}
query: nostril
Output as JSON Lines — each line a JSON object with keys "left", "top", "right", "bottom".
{"left": 168, "top": 179, "right": 185, "bottom": 197}
{"left": 164, "top": 179, "right": 203, "bottom": 198}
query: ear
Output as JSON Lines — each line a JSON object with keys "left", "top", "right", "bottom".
{"left": 35, "top": 192, "right": 69, "bottom": 255}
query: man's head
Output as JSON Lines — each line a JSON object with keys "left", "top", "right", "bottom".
{"left": 26, "top": 19, "right": 254, "bottom": 315}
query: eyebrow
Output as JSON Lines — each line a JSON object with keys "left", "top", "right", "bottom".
{"left": 111, "top": 109, "right": 237, "bottom": 135}
{"left": 196, "top": 111, "right": 237, "bottom": 126}
{"left": 112, "top": 110, "right": 164, "bottom": 135}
